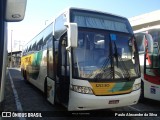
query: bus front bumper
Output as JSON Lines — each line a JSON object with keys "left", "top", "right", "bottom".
{"left": 68, "top": 89, "right": 140, "bottom": 111}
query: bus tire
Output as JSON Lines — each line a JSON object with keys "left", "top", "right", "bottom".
{"left": 23, "top": 70, "right": 26, "bottom": 80}
{"left": 24, "top": 70, "right": 29, "bottom": 84}
{"left": 21, "top": 68, "right": 23, "bottom": 76}
{"left": 26, "top": 70, "right": 29, "bottom": 81}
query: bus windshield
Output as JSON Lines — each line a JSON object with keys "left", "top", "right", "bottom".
{"left": 135, "top": 32, "right": 160, "bottom": 76}
{"left": 72, "top": 30, "right": 139, "bottom": 81}
{"left": 135, "top": 34, "right": 145, "bottom": 53}
{"left": 145, "top": 42, "right": 160, "bottom": 75}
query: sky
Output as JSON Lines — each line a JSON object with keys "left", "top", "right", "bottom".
{"left": 8, "top": 0, "right": 160, "bottom": 52}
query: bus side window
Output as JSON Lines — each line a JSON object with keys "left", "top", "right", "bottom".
{"left": 37, "top": 38, "right": 43, "bottom": 51}
{"left": 47, "top": 36, "right": 54, "bottom": 79}
{"left": 43, "top": 39, "right": 47, "bottom": 50}
{"left": 28, "top": 45, "right": 32, "bottom": 52}
{"left": 32, "top": 43, "right": 36, "bottom": 52}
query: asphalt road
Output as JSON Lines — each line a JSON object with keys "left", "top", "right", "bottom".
{"left": 1, "top": 68, "right": 160, "bottom": 120}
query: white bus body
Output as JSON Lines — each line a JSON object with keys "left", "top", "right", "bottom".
{"left": 21, "top": 7, "right": 141, "bottom": 111}
{"left": 135, "top": 32, "right": 160, "bottom": 101}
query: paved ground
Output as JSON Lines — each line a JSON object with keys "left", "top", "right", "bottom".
{"left": 1, "top": 68, "right": 160, "bottom": 120}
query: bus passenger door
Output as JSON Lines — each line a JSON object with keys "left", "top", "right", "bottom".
{"left": 46, "top": 37, "right": 56, "bottom": 104}
{"left": 59, "top": 35, "right": 70, "bottom": 106}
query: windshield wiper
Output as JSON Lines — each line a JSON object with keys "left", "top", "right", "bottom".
{"left": 97, "top": 37, "right": 131, "bottom": 80}
{"left": 88, "top": 57, "right": 112, "bottom": 80}
{"left": 91, "top": 35, "right": 132, "bottom": 81}
{"left": 114, "top": 41, "right": 119, "bottom": 67}
{"left": 113, "top": 41, "right": 131, "bottom": 80}
{"left": 92, "top": 38, "right": 114, "bottom": 80}
{"left": 110, "top": 38, "right": 115, "bottom": 79}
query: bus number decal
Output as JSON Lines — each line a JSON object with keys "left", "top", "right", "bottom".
{"left": 96, "top": 84, "right": 110, "bottom": 87}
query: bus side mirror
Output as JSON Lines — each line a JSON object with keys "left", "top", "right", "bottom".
{"left": 5, "top": 0, "right": 27, "bottom": 22}
{"left": 65, "top": 23, "right": 78, "bottom": 49}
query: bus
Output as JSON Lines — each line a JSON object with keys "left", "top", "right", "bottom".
{"left": 0, "top": 0, "right": 27, "bottom": 111}
{"left": 135, "top": 30, "right": 160, "bottom": 101}
{"left": 21, "top": 7, "right": 141, "bottom": 111}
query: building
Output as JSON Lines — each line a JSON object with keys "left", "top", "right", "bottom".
{"left": 129, "top": 10, "right": 160, "bottom": 31}
{"left": 8, "top": 51, "right": 22, "bottom": 68}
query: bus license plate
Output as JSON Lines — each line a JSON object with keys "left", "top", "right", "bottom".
{"left": 109, "top": 100, "right": 119, "bottom": 104}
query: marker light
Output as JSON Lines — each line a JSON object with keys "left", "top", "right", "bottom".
{"left": 132, "top": 83, "right": 141, "bottom": 91}
{"left": 70, "top": 85, "right": 93, "bottom": 94}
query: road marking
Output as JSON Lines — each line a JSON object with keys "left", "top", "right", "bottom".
{"left": 127, "top": 105, "right": 141, "bottom": 111}
{"left": 9, "top": 70, "right": 26, "bottom": 120}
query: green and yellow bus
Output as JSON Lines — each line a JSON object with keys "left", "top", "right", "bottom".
{"left": 21, "top": 7, "right": 141, "bottom": 111}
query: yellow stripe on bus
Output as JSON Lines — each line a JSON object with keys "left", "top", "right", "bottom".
{"left": 90, "top": 82, "right": 132, "bottom": 95}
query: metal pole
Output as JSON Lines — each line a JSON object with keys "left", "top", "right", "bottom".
{"left": 11, "top": 30, "right": 13, "bottom": 68}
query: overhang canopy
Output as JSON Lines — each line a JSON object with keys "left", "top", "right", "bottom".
{"left": 129, "top": 10, "right": 160, "bottom": 31}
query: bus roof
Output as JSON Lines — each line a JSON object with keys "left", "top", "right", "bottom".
{"left": 62, "top": 7, "right": 128, "bottom": 20}
{"left": 46, "top": 7, "right": 129, "bottom": 28}
{"left": 23, "top": 7, "right": 130, "bottom": 54}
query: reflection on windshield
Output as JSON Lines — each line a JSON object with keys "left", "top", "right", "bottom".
{"left": 72, "top": 31, "right": 139, "bottom": 81}
{"left": 145, "top": 42, "right": 160, "bottom": 76}
{"left": 135, "top": 34, "right": 145, "bottom": 53}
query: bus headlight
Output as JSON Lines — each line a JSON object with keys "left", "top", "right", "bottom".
{"left": 70, "top": 85, "right": 93, "bottom": 94}
{"left": 132, "top": 83, "right": 141, "bottom": 91}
